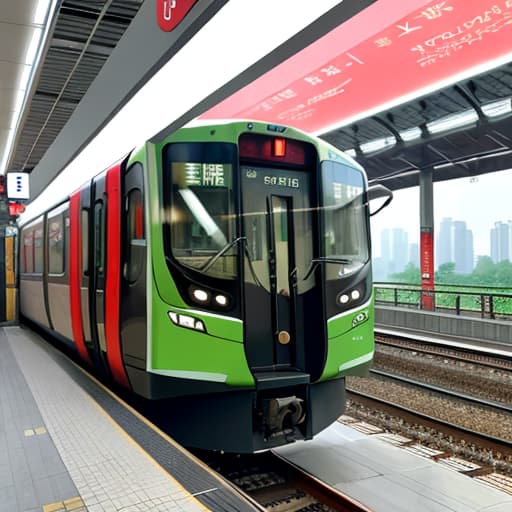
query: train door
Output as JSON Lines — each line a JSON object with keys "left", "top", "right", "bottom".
{"left": 120, "top": 162, "right": 147, "bottom": 369}
{"left": 90, "top": 172, "right": 109, "bottom": 371}
{"left": 241, "top": 165, "right": 320, "bottom": 374}
{"left": 79, "top": 186, "right": 93, "bottom": 351}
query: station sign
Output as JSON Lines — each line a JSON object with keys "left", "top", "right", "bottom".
{"left": 7, "top": 172, "right": 29, "bottom": 200}
{"left": 156, "top": 0, "right": 198, "bottom": 32}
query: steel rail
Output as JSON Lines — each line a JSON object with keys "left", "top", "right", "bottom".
{"left": 374, "top": 327, "right": 512, "bottom": 365}
{"left": 369, "top": 368, "right": 512, "bottom": 414}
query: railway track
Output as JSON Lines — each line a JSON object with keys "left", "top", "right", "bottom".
{"left": 375, "top": 331, "right": 512, "bottom": 370}
{"left": 199, "top": 451, "right": 372, "bottom": 512}
{"left": 347, "top": 369, "right": 512, "bottom": 456}
{"left": 375, "top": 329, "right": 512, "bottom": 368}
{"left": 370, "top": 368, "right": 512, "bottom": 416}
{"left": 346, "top": 384, "right": 512, "bottom": 457}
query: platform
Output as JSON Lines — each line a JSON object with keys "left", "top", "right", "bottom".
{"left": 0, "top": 326, "right": 257, "bottom": 512}
{"left": 274, "top": 421, "right": 512, "bottom": 512}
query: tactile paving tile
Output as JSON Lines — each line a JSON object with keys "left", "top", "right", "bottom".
{"left": 475, "top": 473, "right": 512, "bottom": 495}
{"left": 348, "top": 421, "right": 384, "bottom": 435}
{"left": 403, "top": 444, "right": 444, "bottom": 459}
{"left": 376, "top": 433, "right": 413, "bottom": 446}
{"left": 437, "top": 457, "right": 481, "bottom": 472}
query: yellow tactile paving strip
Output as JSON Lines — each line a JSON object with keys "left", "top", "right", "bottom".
{"left": 43, "top": 497, "right": 86, "bottom": 511}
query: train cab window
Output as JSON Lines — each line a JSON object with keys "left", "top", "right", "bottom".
{"left": 81, "top": 209, "right": 89, "bottom": 275}
{"left": 124, "top": 188, "right": 144, "bottom": 283}
{"left": 34, "top": 227, "right": 44, "bottom": 273}
{"left": 321, "top": 161, "right": 369, "bottom": 279}
{"left": 163, "top": 142, "right": 238, "bottom": 280}
{"left": 48, "top": 214, "right": 65, "bottom": 274}
{"left": 22, "top": 229, "right": 34, "bottom": 273}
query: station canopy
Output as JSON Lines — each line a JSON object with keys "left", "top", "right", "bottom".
{"left": 201, "top": 0, "right": 512, "bottom": 190}
{"left": 3, "top": 0, "right": 512, "bottom": 200}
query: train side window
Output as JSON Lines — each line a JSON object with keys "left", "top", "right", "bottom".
{"left": 81, "top": 209, "right": 89, "bottom": 275}
{"left": 34, "top": 227, "right": 44, "bottom": 273}
{"left": 22, "top": 229, "right": 34, "bottom": 273}
{"left": 48, "top": 213, "right": 65, "bottom": 274}
{"left": 124, "top": 188, "right": 144, "bottom": 283}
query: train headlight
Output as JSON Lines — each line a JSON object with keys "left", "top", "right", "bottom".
{"left": 351, "top": 289, "right": 361, "bottom": 300}
{"left": 338, "top": 294, "right": 350, "bottom": 304}
{"left": 337, "top": 288, "right": 363, "bottom": 306}
{"left": 214, "top": 294, "right": 228, "bottom": 306}
{"left": 192, "top": 288, "right": 209, "bottom": 303}
{"left": 188, "top": 285, "right": 230, "bottom": 308}
{"left": 168, "top": 311, "right": 206, "bottom": 333}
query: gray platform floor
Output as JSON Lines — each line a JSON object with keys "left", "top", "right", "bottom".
{"left": 275, "top": 421, "right": 512, "bottom": 512}
{"left": 0, "top": 326, "right": 257, "bottom": 512}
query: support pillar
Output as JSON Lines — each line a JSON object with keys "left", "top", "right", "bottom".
{"left": 420, "top": 168, "right": 435, "bottom": 310}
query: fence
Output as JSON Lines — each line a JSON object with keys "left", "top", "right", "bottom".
{"left": 374, "top": 283, "right": 512, "bottom": 321}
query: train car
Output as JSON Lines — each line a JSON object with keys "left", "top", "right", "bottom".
{"left": 19, "top": 120, "right": 391, "bottom": 452}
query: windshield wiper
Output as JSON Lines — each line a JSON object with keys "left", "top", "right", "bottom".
{"left": 302, "top": 257, "right": 353, "bottom": 281}
{"left": 199, "top": 236, "right": 246, "bottom": 274}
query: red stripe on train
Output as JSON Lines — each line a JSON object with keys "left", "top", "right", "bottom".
{"left": 105, "top": 162, "right": 131, "bottom": 389}
{"left": 69, "top": 191, "right": 92, "bottom": 365}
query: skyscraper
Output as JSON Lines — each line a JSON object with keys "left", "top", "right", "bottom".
{"left": 437, "top": 218, "right": 452, "bottom": 267}
{"left": 381, "top": 227, "right": 408, "bottom": 276}
{"left": 453, "top": 221, "right": 473, "bottom": 273}
{"left": 436, "top": 218, "right": 474, "bottom": 273}
{"left": 490, "top": 221, "right": 512, "bottom": 262}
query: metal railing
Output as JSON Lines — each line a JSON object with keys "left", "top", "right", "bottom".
{"left": 374, "top": 282, "right": 512, "bottom": 321}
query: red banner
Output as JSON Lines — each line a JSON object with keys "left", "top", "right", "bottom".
{"left": 156, "top": 0, "right": 198, "bottom": 32}
{"left": 420, "top": 229, "right": 435, "bottom": 310}
{"left": 202, "top": 0, "right": 512, "bottom": 133}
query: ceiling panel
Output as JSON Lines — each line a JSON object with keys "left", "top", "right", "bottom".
{"left": 8, "top": 0, "right": 144, "bottom": 172}
{"left": 0, "top": 0, "right": 39, "bottom": 25}
{"left": 0, "top": 22, "right": 36, "bottom": 65}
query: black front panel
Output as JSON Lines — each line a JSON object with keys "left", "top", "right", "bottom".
{"left": 241, "top": 164, "right": 325, "bottom": 374}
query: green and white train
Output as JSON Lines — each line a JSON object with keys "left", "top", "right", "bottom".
{"left": 19, "top": 120, "right": 391, "bottom": 452}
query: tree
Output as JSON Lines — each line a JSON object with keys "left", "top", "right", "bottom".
{"left": 436, "top": 262, "right": 456, "bottom": 284}
{"left": 473, "top": 256, "right": 496, "bottom": 285}
{"left": 389, "top": 262, "right": 420, "bottom": 284}
{"left": 495, "top": 260, "right": 512, "bottom": 286}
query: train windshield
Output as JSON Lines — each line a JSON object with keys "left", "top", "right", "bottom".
{"left": 164, "top": 143, "right": 238, "bottom": 279}
{"left": 321, "top": 161, "right": 369, "bottom": 279}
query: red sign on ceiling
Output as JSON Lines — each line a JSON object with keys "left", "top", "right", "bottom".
{"left": 201, "top": 0, "right": 512, "bottom": 134}
{"left": 156, "top": 0, "right": 198, "bottom": 32}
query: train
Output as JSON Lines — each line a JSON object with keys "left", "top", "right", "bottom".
{"left": 19, "top": 120, "right": 392, "bottom": 452}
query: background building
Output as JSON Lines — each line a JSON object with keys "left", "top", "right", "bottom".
{"left": 436, "top": 218, "right": 474, "bottom": 273}
{"left": 490, "top": 221, "right": 512, "bottom": 263}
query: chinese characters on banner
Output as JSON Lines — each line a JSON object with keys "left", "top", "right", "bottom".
{"left": 421, "top": 228, "right": 435, "bottom": 310}
{"left": 202, "top": 0, "right": 512, "bottom": 133}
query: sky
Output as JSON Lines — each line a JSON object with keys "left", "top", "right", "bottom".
{"left": 370, "top": 167, "right": 512, "bottom": 259}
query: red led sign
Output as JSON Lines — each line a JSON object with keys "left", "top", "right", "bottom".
{"left": 202, "top": 0, "right": 512, "bottom": 133}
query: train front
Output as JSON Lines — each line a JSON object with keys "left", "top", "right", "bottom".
{"left": 147, "top": 121, "right": 376, "bottom": 453}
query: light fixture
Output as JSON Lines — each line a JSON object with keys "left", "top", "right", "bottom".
{"left": 482, "top": 98, "right": 511, "bottom": 118}
{"left": 339, "top": 294, "right": 350, "bottom": 304}
{"left": 192, "top": 289, "right": 209, "bottom": 302}
{"left": 168, "top": 311, "right": 207, "bottom": 333}
{"left": 351, "top": 289, "right": 361, "bottom": 300}
{"left": 214, "top": 294, "right": 228, "bottom": 306}
{"left": 400, "top": 127, "right": 422, "bottom": 142}
{"left": 360, "top": 136, "right": 396, "bottom": 154}
{"left": 0, "top": 0, "right": 57, "bottom": 175}
{"left": 427, "top": 109, "right": 478, "bottom": 135}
